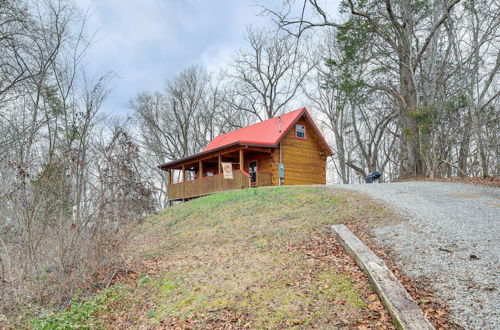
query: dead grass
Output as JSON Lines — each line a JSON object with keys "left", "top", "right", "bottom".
{"left": 21, "top": 186, "right": 403, "bottom": 329}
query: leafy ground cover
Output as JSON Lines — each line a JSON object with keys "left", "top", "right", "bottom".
{"left": 19, "top": 186, "right": 407, "bottom": 328}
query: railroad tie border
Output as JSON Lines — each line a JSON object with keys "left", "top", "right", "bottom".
{"left": 331, "top": 224, "right": 435, "bottom": 330}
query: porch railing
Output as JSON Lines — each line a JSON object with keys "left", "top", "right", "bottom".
{"left": 168, "top": 170, "right": 251, "bottom": 200}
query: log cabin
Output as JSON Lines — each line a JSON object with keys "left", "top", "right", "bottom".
{"left": 158, "top": 107, "right": 333, "bottom": 202}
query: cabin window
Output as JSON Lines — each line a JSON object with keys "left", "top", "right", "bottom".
{"left": 295, "top": 124, "right": 306, "bottom": 139}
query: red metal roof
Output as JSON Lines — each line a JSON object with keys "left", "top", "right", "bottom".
{"left": 204, "top": 107, "right": 333, "bottom": 154}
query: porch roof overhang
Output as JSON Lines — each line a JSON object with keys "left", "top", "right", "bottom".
{"left": 157, "top": 142, "right": 276, "bottom": 171}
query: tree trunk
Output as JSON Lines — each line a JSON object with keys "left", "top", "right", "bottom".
{"left": 458, "top": 121, "right": 471, "bottom": 177}
{"left": 333, "top": 129, "right": 349, "bottom": 184}
{"left": 399, "top": 61, "right": 423, "bottom": 177}
{"left": 399, "top": 0, "right": 423, "bottom": 177}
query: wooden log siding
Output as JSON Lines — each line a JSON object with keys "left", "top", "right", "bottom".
{"left": 256, "top": 171, "right": 272, "bottom": 187}
{"left": 168, "top": 170, "right": 251, "bottom": 200}
{"left": 250, "top": 117, "right": 327, "bottom": 186}
{"left": 279, "top": 117, "right": 326, "bottom": 185}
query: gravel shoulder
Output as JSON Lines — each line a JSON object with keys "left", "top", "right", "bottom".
{"left": 328, "top": 182, "right": 500, "bottom": 329}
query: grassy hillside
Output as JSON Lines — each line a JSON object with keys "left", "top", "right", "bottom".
{"left": 24, "top": 186, "right": 400, "bottom": 329}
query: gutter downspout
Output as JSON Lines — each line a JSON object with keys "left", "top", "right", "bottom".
{"left": 279, "top": 142, "right": 282, "bottom": 186}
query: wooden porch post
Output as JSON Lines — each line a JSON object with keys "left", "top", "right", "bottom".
{"left": 239, "top": 149, "right": 244, "bottom": 171}
{"left": 218, "top": 155, "right": 222, "bottom": 174}
{"left": 167, "top": 169, "right": 173, "bottom": 206}
{"left": 168, "top": 169, "right": 173, "bottom": 185}
{"left": 182, "top": 165, "right": 186, "bottom": 182}
{"left": 198, "top": 160, "right": 203, "bottom": 178}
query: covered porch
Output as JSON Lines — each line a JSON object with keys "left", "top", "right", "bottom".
{"left": 161, "top": 145, "right": 274, "bottom": 202}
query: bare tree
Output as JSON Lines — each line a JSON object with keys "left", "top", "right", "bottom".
{"left": 0, "top": 0, "right": 148, "bottom": 313}
{"left": 0, "top": 0, "right": 31, "bottom": 101}
{"left": 131, "top": 65, "right": 233, "bottom": 207}
{"left": 462, "top": 0, "right": 500, "bottom": 177}
{"left": 226, "top": 27, "right": 315, "bottom": 121}
{"left": 269, "top": 0, "right": 463, "bottom": 177}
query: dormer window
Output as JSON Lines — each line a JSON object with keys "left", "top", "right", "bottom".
{"left": 295, "top": 124, "right": 306, "bottom": 139}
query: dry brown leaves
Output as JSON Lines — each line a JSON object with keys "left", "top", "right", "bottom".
{"left": 159, "top": 309, "right": 252, "bottom": 330}
{"left": 111, "top": 233, "right": 397, "bottom": 329}
{"left": 288, "top": 231, "right": 395, "bottom": 329}
{"left": 346, "top": 222, "right": 464, "bottom": 330}
{"left": 95, "top": 227, "right": 460, "bottom": 329}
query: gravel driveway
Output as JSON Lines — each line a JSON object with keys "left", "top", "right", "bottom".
{"left": 329, "top": 182, "right": 500, "bottom": 329}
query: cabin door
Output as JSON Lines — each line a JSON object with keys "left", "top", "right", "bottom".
{"left": 248, "top": 160, "right": 257, "bottom": 185}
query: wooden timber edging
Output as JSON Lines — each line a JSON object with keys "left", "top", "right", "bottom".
{"left": 331, "top": 224, "right": 435, "bottom": 330}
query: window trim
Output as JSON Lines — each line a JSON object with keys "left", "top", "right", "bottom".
{"left": 295, "top": 124, "right": 306, "bottom": 140}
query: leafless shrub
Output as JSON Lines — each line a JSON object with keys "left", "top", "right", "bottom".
{"left": 0, "top": 0, "right": 154, "bottom": 313}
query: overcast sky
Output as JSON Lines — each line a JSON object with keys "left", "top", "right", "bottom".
{"left": 77, "top": 0, "right": 281, "bottom": 116}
